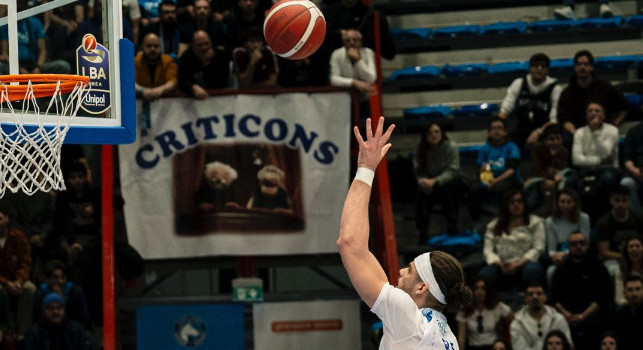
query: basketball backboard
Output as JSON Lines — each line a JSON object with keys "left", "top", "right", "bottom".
{"left": 0, "top": 0, "right": 135, "bottom": 144}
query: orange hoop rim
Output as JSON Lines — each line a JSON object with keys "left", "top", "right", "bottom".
{"left": 0, "top": 74, "right": 90, "bottom": 102}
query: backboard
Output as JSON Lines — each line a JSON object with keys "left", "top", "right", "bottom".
{"left": 0, "top": 0, "right": 135, "bottom": 144}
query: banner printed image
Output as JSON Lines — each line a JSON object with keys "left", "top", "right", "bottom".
{"left": 173, "top": 143, "right": 305, "bottom": 235}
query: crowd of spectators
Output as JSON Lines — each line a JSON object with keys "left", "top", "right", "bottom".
{"left": 415, "top": 49, "right": 643, "bottom": 350}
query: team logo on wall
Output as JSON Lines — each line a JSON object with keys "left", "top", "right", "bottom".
{"left": 174, "top": 315, "right": 207, "bottom": 346}
{"left": 76, "top": 33, "right": 111, "bottom": 114}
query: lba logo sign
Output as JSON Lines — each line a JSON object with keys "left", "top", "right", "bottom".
{"left": 76, "top": 34, "right": 111, "bottom": 114}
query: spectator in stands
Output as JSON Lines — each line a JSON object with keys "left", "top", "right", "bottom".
{"left": 143, "top": 0, "right": 182, "bottom": 58}
{"left": 542, "top": 330, "right": 573, "bottom": 350}
{"left": 43, "top": 1, "right": 84, "bottom": 65}
{"left": 571, "top": 100, "right": 621, "bottom": 220}
{"left": 233, "top": 26, "right": 278, "bottom": 88}
{"left": 499, "top": 53, "right": 562, "bottom": 152}
{"left": 329, "top": 29, "right": 377, "bottom": 100}
{"left": 138, "top": 0, "right": 164, "bottom": 28}
{"left": 550, "top": 232, "right": 610, "bottom": 349}
{"left": 0, "top": 203, "right": 35, "bottom": 336}
{"left": 615, "top": 237, "right": 643, "bottom": 306}
{"left": 468, "top": 117, "right": 521, "bottom": 219}
{"left": 613, "top": 273, "right": 643, "bottom": 350}
{"left": 558, "top": 50, "right": 628, "bottom": 134}
{"left": 179, "top": 0, "right": 229, "bottom": 56}
{"left": 599, "top": 331, "right": 619, "bottom": 350}
{"left": 621, "top": 121, "right": 643, "bottom": 209}
{"left": 89, "top": 0, "right": 142, "bottom": 45}
{"left": 21, "top": 292, "right": 91, "bottom": 350}
{"left": 492, "top": 339, "right": 512, "bottom": 350}
{"left": 479, "top": 189, "right": 545, "bottom": 289}
{"left": 0, "top": 190, "right": 55, "bottom": 284}
{"left": 135, "top": 32, "right": 178, "bottom": 101}
{"left": 525, "top": 123, "right": 572, "bottom": 211}
{"left": 0, "top": 1, "right": 71, "bottom": 75}
{"left": 178, "top": 30, "right": 230, "bottom": 99}
{"left": 544, "top": 189, "right": 590, "bottom": 286}
{"left": 510, "top": 282, "right": 572, "bottom": 350}
{"left": 414, "top": 123, "right": 461, "bottom": 242}
{"left": 456, "top": 276, "right": 514, "bottom": 350}
{"left": 33, "top": 260, "right": 92, "bottom": 332}
{"left": 228, "top": 0, "right": 265, "bottom": 51}
{"left": 554, "top": 0, "right": 613, "bottom": 20}
{"left": 595, "top": 185, "right": 643, "bottom": 277}
{"left": 277, "top": 57, "right": 315, "bottom": 87}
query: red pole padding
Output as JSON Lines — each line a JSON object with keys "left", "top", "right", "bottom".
{"left": 102, "top": 145, "right": 116, "bottom": 350}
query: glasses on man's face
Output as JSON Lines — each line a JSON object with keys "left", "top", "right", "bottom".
{"left": 537, "top": 322, "right": 542, "bottom": 337}
{"left": 476, "top": 315, "right": 483, "bottom": 333}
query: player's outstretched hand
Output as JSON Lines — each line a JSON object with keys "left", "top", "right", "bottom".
{"left": 353, "top": 117, "right": 395, "bottom": 171}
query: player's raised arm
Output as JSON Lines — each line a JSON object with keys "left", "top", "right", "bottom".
{"left": 337, "top": 117, "right": 395, "bottom": 308}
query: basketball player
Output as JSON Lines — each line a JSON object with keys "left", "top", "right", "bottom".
{"left": 337, "top": 117, "right": 472, "bottom": 349}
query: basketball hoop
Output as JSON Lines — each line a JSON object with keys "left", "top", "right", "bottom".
{"left": 0, "top": 74, "right": 90, "bottom": 197}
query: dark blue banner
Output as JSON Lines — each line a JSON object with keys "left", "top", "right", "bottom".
{"left": 76, "top": 33, "right": 111, "bottom": 114}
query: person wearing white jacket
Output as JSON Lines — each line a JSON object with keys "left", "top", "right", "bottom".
{"left": 510, "top": 283, "right": 573, "bottom": 350}
{"left": 329, "top": 28, "right": 377, "bottom": 98}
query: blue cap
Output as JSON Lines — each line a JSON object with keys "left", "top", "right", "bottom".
{"left": 42, "top": 292, "right": 65, "bottom": 310}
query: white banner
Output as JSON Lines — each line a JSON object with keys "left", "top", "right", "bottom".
{"left": 253, "top": 300, "right": 361, "bottom": 350}
{"left": 119, "top": 93, "right": 351, "bottom": 258}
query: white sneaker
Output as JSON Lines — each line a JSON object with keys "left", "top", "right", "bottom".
{"left": 554, "top": 6, "right": 575, "bottom": 20}
{"left": 600, "top": 3, "right": 613, "bottom": 17}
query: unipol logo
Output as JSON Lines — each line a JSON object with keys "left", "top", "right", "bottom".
{"left": 76, "top": 33, "right": 111, "bottom": 114}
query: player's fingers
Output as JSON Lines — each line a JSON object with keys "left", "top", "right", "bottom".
{"left": 381, "top": 143, "right": 393, "bottom": 157}
{"left": 365, "top": 118, "right": 373, "bottom": 140}
{"left": 353, "top": 126, "right": 365, "bottom": 145}
{"left": 381, "top": 124, "right": 395, "bottom": 143}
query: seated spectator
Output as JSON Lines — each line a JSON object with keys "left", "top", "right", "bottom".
{"left": 542, "top": 330, "right": 573, "bottom": 350}
{"left": 525, "top": 123, "right": 572, "bottom": 211}
{"left": 572, "top": 100, "right": 621, "bottom": 220}
{"left": 137, "top": 0, "right": 163, "bottom": 28}
{"left": 227, "top": 0, "right": 265, "bottom": 50}
{"left": 179, "top": 0, "right": 229, "bottom": 56}
{"left": 414, "top": 123, "right": 462, "bottom": 242}
{"left": 135, "top": 32, "right": 178, "bottom": 101}
{"left": 33, "top": 260, "right": 92, "bottom": 331}
{"left": 595, "top": 185, "right": 643, "bottom": 277}
{"left": 232, "top": 26, "right": 277, "bottom": 89}
{"left": 21, "top": 293, "right": 90, "bottom": 350}
{"left": 143, "top": 0, "right": 182, "bottom": 58}
{"left": 479, "top": 189, "right": 545, "bottom": 289}
{"left": 550, "top": 232, "right": 610, "bottom": 349}
{"left": 554, "top": 0, "right": 613, "bottom": 20}
{"left": 613, "top": 274, "right": 643, "bottom": 350}
{"left": 544, "top": 188, "right": 590, "bottom": 286}
{"left": 468, "top": 117, "right": 521, "bottom": 219}
{"left": 0, "top": 1, "right": 71, "bottom": 74}
{"left": 598, "top": 330, "right": 619, "bottom": 350}
{"left": 492, "top": 339, "right": 512, "bottom": 350}
{"left": 510, "top": 282, "right": 572, "bottom": 350}
{"left": 621, "top": 121, "right": 643, "bottom": 209}
{"left": 178, "top": 30, "right": 230, "bottom": 99}
{"left": 329, "top": 28, "right": 376, "bottom": 99}
{"left": 615, "top": 237, "right": 643, "bottom": 306}
{"left": 558, "top": 50, "right": 628, "bottom": 136}
{"left": 43, "top": 1, "right": 84, "bottom": 65}
{"left": 499, "top": 53, "right": 562, "bottom": 152}
{"left": 456, "top": 276, "right": 514, "bottom": 350}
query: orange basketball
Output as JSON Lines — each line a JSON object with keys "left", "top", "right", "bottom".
{"left": 263, "top": 0, "right": 326, "bottom": 60}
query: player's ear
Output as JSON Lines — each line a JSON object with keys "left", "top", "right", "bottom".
{"left": 415, "top": 282, "right": 428, "bottom": 295}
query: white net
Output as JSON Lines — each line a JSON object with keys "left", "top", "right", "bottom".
{"left": 0, "top": 78, "right": 89, "bottom": 197}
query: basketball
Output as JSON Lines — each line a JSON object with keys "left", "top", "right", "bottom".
{"left": 263, "top": 0, "right": 326, "bottom": 60}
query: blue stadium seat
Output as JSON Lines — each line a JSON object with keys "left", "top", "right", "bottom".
{"left": 390, "top": 28, "right": 433, "bottom": 40}
{"left": 453, "top": 103, "right": 499, "bottom": 118}
{"left": 595, "top": 55, "right": 638, "bottom": 70}
{"left": 625, "top": 94, "right": 643, "bottom": 109}
{"left": 442, "top": 63, "right": 489, "bottom": 77}
{"left": 488, "top": 61, "right": 529, "bottom": 75}
{"left": 626, "top": 15, "right": 643, "bottom": 26}
{"left": 433, "top": 24, "right": 481, "bottom": 38}
{"left": 388, "top": 65, "right": 442, "bottom": 80}
{"left": 549, "top": 58, "right": 575, "bottom": 73}
{"left": 528, "top": 19, "right": 575, "bottom": 32}
{"left": 480, "top": 21, "right": 527, "bottom": 35}
{"left": 403, "top": 105, "right": 453, "bottom": 121}
{"left": 576, "top": 16, "right": 623, "bottom": 28}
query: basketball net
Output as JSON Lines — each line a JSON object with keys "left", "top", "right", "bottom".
{"left": 0, "top": 76, "right": 89, "bottom": 197}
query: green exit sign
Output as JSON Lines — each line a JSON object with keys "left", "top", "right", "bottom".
{"left": 232, "top": 277, "right": 264, "bottom": 302}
